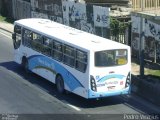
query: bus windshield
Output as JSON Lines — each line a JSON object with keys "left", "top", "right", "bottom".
{"left": 95, "top": 49, "right": 128, "bottom": 67}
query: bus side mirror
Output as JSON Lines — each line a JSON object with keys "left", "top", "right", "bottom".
{"left": 12, "top": 33, "right": 16, "bottom": 40}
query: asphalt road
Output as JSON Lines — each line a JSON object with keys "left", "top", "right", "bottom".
{"left": 0, "top": 29, "right": 160, "bottom": 120}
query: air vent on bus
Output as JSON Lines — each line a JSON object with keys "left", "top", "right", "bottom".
{"left": 91, "top": 40, "right": 100, "bottom": 43}
{"left": 69, "top": 32, "right": 77, "bottom": 35}
{"left": 38, "top": 20, "right": 50, "bottom": 24}
{"left": 45, "top": 26, "right": 59, "bottom": 28}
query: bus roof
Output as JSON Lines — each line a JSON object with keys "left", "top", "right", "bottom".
{"left": 15, "top": 18, "right": 130, "bottom": 51}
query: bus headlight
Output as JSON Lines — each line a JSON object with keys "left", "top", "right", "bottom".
{"left": 125, "top": 72, "right": 131, "bottom": 88}
{"left": 90, "top": 75, "right": 97, "bottom": 92}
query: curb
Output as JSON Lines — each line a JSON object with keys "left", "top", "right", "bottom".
{"left": 0, "top": 27, "right": 13, "bottom": 34}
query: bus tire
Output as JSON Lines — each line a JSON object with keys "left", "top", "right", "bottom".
{"left": 56, "top": 75, "right": 65, "bottom": 94}
{"left": 22, "top": 57, "right": 29, "bottom": 73}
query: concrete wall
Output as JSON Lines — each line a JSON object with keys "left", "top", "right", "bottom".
{"left": 31, "top": 0, "right": 110, "bottom": 38}
{"left": 10, "top": 0, "right": 129, "bottom": 44}
{"left": 12, "top": 0, "right": 31, "bottom": 19}
{"left": 131, "top": 13, "right": 160, "bottom": 62}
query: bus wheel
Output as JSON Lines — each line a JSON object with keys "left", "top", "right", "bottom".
{"left": 56, "top": 75, "right": 64, "bottom": 94}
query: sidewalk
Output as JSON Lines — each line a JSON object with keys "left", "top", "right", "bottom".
{"left": 131, "top": 62, "right": 140, "bottom": 75}
{"left": 0, "top": 21, "right": 13, "bottom": 33}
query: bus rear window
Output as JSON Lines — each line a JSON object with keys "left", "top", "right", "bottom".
{"left": 95, "top": 49, "right": 128, "bottom": 67}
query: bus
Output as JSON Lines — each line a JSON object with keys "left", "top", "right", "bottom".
{"left": 12, "top": 18, "right": 131, "bottom": 99}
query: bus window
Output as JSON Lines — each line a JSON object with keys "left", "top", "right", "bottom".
{"left": 23, "top": 29, "right": 32, "bottom": 48}
{"left": 42, "top": 37, "right": 52, "bottom": 56}
{"left": 52, "top": 40, "right": 63, "bottom": 61}
{"left": 43, "top": 37, "right": 52, "bottom": 48}
{"left": 13, "top": 25, "right": 21, "bottom": 49}
{"left": 75, "top": 50, "right": 87, "bottom": 72}
{"left": 95, "top": 49, "right": 127, "bottom": 67}
{"left": 31, "top": 32, "right": 43, "bottom": 52}
{"left": 115, "top": 49, "right": 128, "bottom": 65}
{"left": 63, "top": 45, "right": 75, "bottom": 67}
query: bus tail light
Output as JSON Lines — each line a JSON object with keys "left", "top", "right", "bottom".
{"left": 90, "top": 75, "right": 97, "bottom": 92}
{"left": 125, "top": 72, "right": 131, "bottom": 88}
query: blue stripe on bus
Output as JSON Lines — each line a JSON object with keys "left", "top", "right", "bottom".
{"left": 27, "top": 55, "right": 84, "bottom": 91}
{"left": 97, "top": 74, "right": 125, "bottom": 83}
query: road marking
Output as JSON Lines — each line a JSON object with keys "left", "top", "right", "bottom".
{"left": 0, "top": 32, "right": 12, "bottom": 39}
{"left": 66, "top": 103, "right": 81, "bottom": 111}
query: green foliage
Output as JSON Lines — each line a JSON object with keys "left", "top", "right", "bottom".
{"left": 110, "top": 17, "right": 119, "bottom": 29}
{"left": 110, "top": 17, "right": 129, "bottom": 33}
{"left": 0, "top": 16, "right": 6, "bottom": 22}
{"left": 0, "top": 15, "right": 14, "bottom": 23}
{"left": 146, "top": 70, "right": 160, "bottom": 77}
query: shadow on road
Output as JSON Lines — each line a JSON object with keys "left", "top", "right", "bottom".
{"left": 0, "top": 61, "right": 157, "bottom": 114}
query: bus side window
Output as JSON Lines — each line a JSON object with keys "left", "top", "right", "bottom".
{"left": 52, "top": 40, "right": 63, "bottom": 61}
{"left": 43, "top": 37, "right": 52, "bottom": 48}
{"left": 23, "top": 29, "right": 32, "bottom": 48}
{"left": 42, "top": 37, "right": 52, "bottom": 56}
{"left": 32, "top": 32, "right": 43, "bottom": 52}
{"left": 63, "top": 45, "right": 75, "bottom": 67}
{"left": 75, "top": 50, "right": 87, "bottom": 72}
{"left": 13, "top": 25, "right": 21, "bottom": 49}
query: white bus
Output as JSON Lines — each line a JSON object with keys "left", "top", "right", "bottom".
{"left": 12, "top": 18, "right": 131, "bottom": 99}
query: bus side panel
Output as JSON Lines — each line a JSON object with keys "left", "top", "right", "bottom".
{"left": 14, "top": 50, "right": 22, "bottom": 65}
{"left": 61, "top": 64, "right": 90, "bottom": 98}
{"left": 22, "top": 48, "right": 89, "bottom": 98}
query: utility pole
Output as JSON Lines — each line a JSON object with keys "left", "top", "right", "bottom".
{"left": 0, "top": 0, "right": 1, "bottom": 15}
{"left": 154, "top": 41, "right": 157, "bottom": 63}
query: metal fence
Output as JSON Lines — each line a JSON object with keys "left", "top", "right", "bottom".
{"left": 110, "top": 18, "right": 131, "bottom": 45}
{"left": 131, "top": 0, "right": 160, "bottom": 11}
